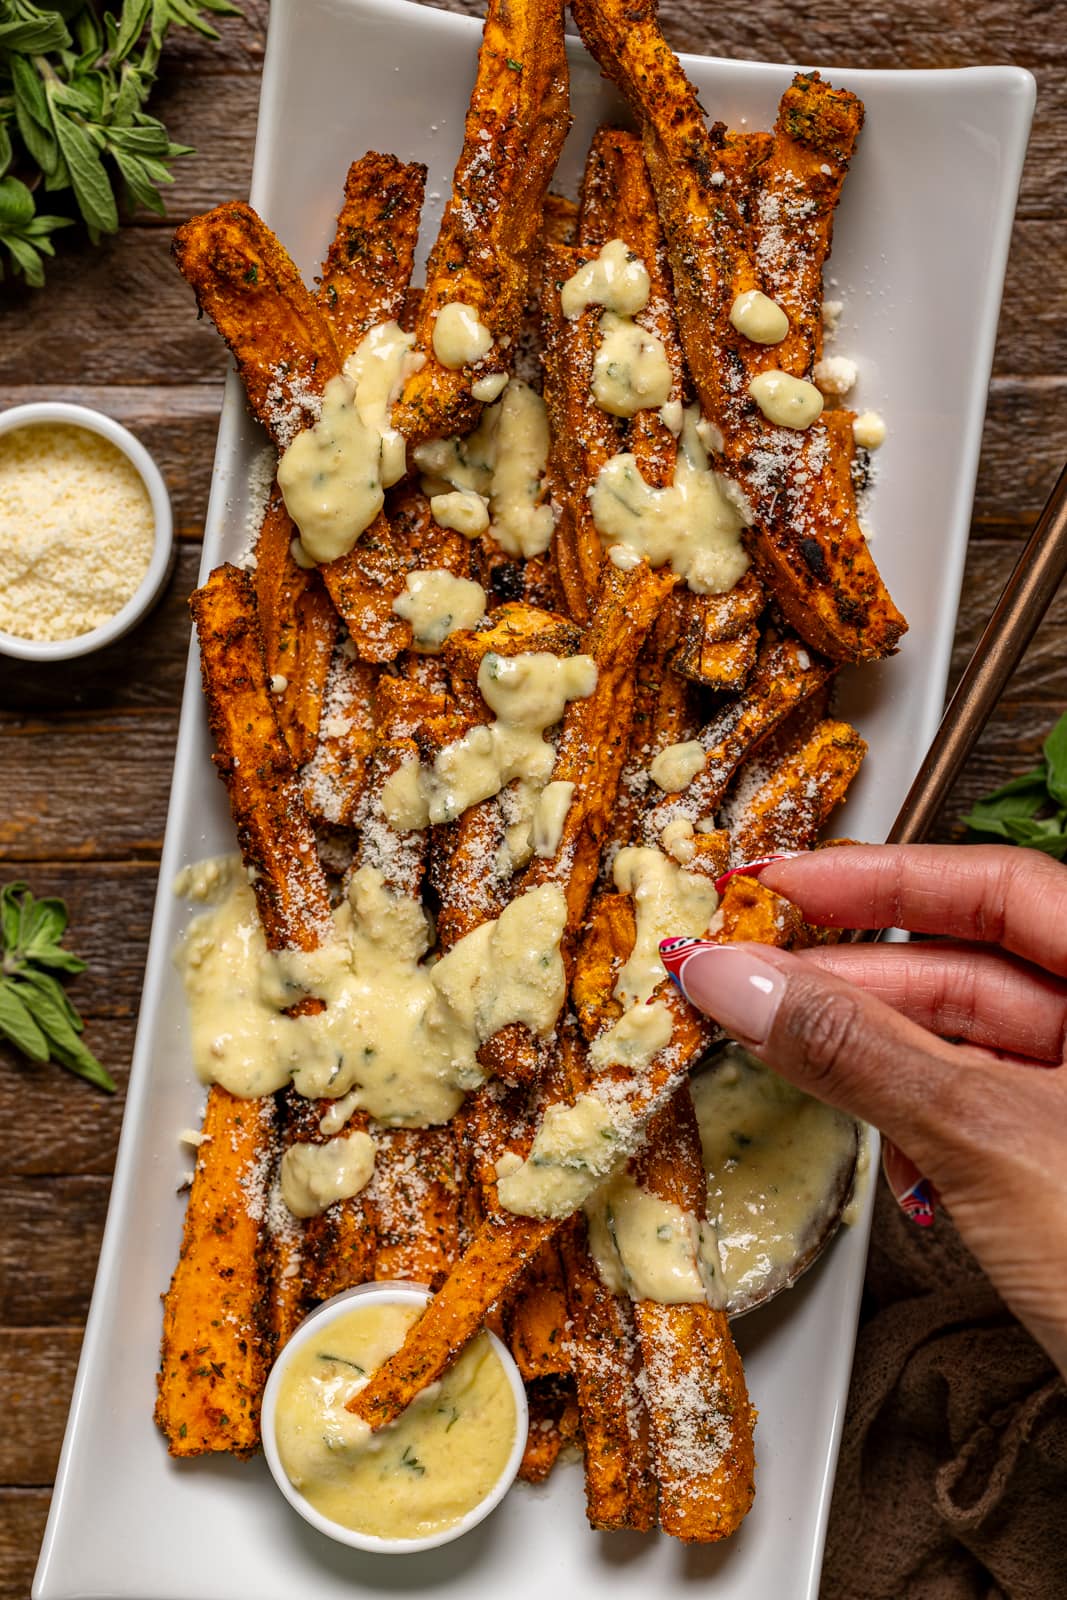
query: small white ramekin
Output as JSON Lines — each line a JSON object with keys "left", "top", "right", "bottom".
{"left": 260, "top": 1281, "right": 529, "bottom": 1555}
{"left": 0, "top": 401, "right": 174, "bottom": 662}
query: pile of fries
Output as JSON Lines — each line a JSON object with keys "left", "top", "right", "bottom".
{"left": 155, "top": 0, "right": 904, "bottom": 1545}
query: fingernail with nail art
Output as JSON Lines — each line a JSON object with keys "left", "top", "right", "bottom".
{"left": 658, "top": 938, "right": 787, "bottom": 1046}
{"left": 713, "top": 852, "right": 805, "bottom": 897}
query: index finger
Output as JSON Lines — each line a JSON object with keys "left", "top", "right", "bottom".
{"left": 760, "top": 843, "right": 1067, "bottom": 979}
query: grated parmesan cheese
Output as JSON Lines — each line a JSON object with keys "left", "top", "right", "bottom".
{"left": 0, "top": 423, "right": 155, "bottom": 641}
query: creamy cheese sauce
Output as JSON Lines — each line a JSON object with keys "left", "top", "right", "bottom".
{"left": 692, "top": 1046, "right": 859, "bottom": 1312}
{"left": 747, "top": 369, "right": 824, "bottom": 430}
{"left": 729, "top": 288, "right": 789, "bottom": 345}
{"left": 391, "top": 569, "right": 487, "bottom": 652}
{"left": 471, "top": 371, "right": 508, "bottom": 403}
{"left": 280, "top": 1129, "right": 377, "bottom": 1219}
{"left": 583, "top": 1171, "right": 708, "bottom": 1303}
{"left": 660, "top": 816, "right": 696, "bottom": 864}
{"left": 415, "top": 380, "right": 554, "bottom": 558}
{"left": 381, "top": 649, "right": 596, "bottom": 828}
{"left": 429, "top": 488, "right": 490, "bottom": 536}
{"left": 590, "top": 407, "right": 751, "bottom": 594}
{"left": 561, "top": 239, "right": 651, "bottom": 319}
{"left": 175, "top": 863, "right": 567, "bottom": 1124}
{"left": 611, "top": 845, "right": 718, "bottom": 1009}
{"left": 592, "top": 312, "right": 672, "bottom": 417}
{"left": 275, "top": 1301, "right": 516, "bottom": 1541}
{"left": 495, "top": 1002, "right": 672, "bottom": 1221}
{"left": 432, "top": 302, "right": 493, "bottom": 369}
{"left": 277, "top": 320, "right": 417, "bottom": 562}
{"left": 531, "top": 779, "right": 574, "bottom": 858}
{"left": 649, "top": 739, "right": 705, "bottom": 794}
{"left": 853, "top": 410, "right": 887, "bottom": 450}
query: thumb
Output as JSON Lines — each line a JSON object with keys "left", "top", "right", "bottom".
{"left": 665, "top": 939, "right": 971, "bottom": 1164}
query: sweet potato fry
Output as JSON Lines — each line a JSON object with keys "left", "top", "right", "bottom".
{"left": 189, "top": 563, "right": 334, "bottom": 950}
{"left": 725, "top": 716, "right": 867, "bottom": 862}
{"left": 478, "top": 562, "right": 677, "bottom": 1083}
{"left": 559, "top": 1216, "right": 657, "bottom": 1529}
{"left": 301, "top": 647, "right": 378, "bottom": 827}
{"left": 540, "top": 241, "right": 621, "bottom": 621}
{"left": 628, "top": 1094, "right": 756, "bottom": 1543}
{"left": 156, "top": 1090, "right": 276, "bottom": 1457}
{"left": 316, "top": 153, "right": 427, "bottom": 355}
{"left": 568, "top": 0, "right": 906, "bottom": 663}
{"left": 172, "top": 203, "right": 341, "bottom": 448}
{"left": 644, "top": 630, "right": 833, "bottom": 842}
{"left": 518, "top": 1380, "right": 580, "bottom": 1483}
{"left": 393, "top": 0, "right": 571, "bottom": 444}
{"left": 368, "top": 1127, "right": 461, "bottom": 1291}
{"left": 348, "top": 1210, "right": 559, "bottom": 1428}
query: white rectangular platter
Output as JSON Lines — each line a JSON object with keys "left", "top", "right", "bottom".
{"left": 34, "top": 3, "right": 1034, "bottom": 1596}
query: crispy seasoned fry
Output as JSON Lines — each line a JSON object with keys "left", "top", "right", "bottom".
{"left": 320, "top": 514, "right": 412, "bottom": 664}
{"left": 507, "top": 1237, "right": 571, "bottom": 1381}
{"left": 632, "top": 1297, "right": 756, "bottom": 1541}
{"left": 560, "top": 1215, "right": 657, "bottom": 1529}
{"left": 172, "top": 203, "right": 341, "bottom": 448}
{"left": 354, "top": 737, "right": 428, "bottom": 899}
{"left": 349, "top": 1210, "right": 559, "bottom": 1429}
{"left": 629, "top": 1094, "right": 756, "bottom": 1543}
{"left": 301, "top": 647, "right": 378, "bottom": 826}
{"left": 478, "top": 562, "right": 676, "bottom": 1084}
{"left": 368, "top": 1127, "right": 461, "bottom": 1291}
{"left": 316, "top": 153, "right": 427, "bottom": 354}
{"left": 436, "top": 796, "right": 510, "bottom": 949}
{"left": 393, "top": 0, "right": 571, "bottom": 444}
{"left": 190, "top": 564, "right": 334, "bottom": 950}
{"left": 541, "top": 241, "right": 620, "bottom": 621}
{"left": 518, "top": 1380, "right": 580, "bottom": 1483}
{"left": 156, "top": 1090, "right": 276, "bottom": 1457}
{"left": 644, "top": 630, "right": 833, "bottom": 841}
{"left": 442, "top": 601, "right": 582, "bottom": 684}
{"left": 725, "top": 716, "right": 867, "bottom": 862}
{"left": 749, "top": 75, "right": 864, "bottom": 375}
{"left": 252, "top": 487, "right": 337, "bottom": 768}
{"left": 555, "top": 1021, "right": 657, "bottom": 1529}
{"left": 569, "top": 0, "right": 905, "bottom": 663}
{"left": 667, "top": 570, "right": 765, "bottom": 690}
{"left": 571, "top": 891, "right": 634, "bottom": 1039}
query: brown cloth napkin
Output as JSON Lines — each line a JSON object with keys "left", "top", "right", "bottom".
{"left": 821, "top": 1181, "right": 1067, "bottom": 1600}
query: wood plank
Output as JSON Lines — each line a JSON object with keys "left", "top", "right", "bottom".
{"left": 0, "top": 1331, "right": 82, "bottom": 1485}
{"left": 0, "top": 233, "right": 226, "bottom": 389}
{"left": 0, "top": 714, "right": 178, "bottom": 863}
{"left": 0, "top": 1179, "right": 111, "bottom": 1325}
{"left": 0, "top": 1491, "right": 50, "bottom": 1600}
{"left": 974, "top": 378, "right": 1067, "bottom": 530}
{"left": 0, "top": 1030, "right": 133, "bottom": 1178}
{"left": 652, "top": 0, "right": 1064, "bottom": 220}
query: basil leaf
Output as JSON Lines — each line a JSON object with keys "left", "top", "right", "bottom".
{"left": 21, "top": 968, "right": 84, "bottom": 1034}
{"left": 113, "top": 0, "right": 153, "bottom": 61}
{"left": 25, "top": 893, "right": 69, "bottom": 952}
{"left": 0, "top": 14, "right": 72, "bottom": 52}
{"left": 28, "top": 943, "right": 86, "bottom": 973}
{"left": 0, "top": 883, "right": 26, "bottom": 952}
{"left": 0, "top": 119, "right": 14, "bottom": 178}
{"left": 18, "top": 972, "right": 87, "bottom": 1051}
{"left": 15, "top": 95, "right": 60, "bottom": 179}
{"left": 10, "top": 53, "right": 52, "bottom": 133}
{"left": 48, "top": 100, "right": 118, "bottom": 233}
{"left": 49, "top": 1035, "right": 116, "bottom": 1093}
{"left": 1043, "top": 713, "right": 1067, "bottom": 808}
{"left": 0, "top": 982, "right": 50, "bottom": 1062}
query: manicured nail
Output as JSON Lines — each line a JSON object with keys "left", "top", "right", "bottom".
{"left": 882, "top": 1140, "right": 937, "bottom": 1227}
{"left": 659, "top": 939, "right": 786, "bottom": 1045}
{"left": 714, "top": 852, "right": 804, "bottom": 897}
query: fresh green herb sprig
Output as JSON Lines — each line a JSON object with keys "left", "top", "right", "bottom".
{"left": 0, "top": 0, "right": 241, "bottom": 286}
{"left": 0, "top": 881, "right": 115, "bottom": 1091}
{"left": 961, "top": 710, "right": 1067, "bottom": 859}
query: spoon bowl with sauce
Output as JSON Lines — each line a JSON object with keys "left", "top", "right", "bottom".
{"left": 691, "top": 1045, "right": 864, "bottom": 1319}
{"left": 261, "top": 1281, "right": 528, "bottom": 1555}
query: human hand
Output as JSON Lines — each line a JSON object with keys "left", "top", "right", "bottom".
{"left": 667, "top": 844, "right": 1067, "bottom": 1376}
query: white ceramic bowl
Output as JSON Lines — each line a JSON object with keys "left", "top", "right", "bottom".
{"left": 0, "top": 400, "right": 174, "bottom": 662}
{"left": 260, "top": 1281, "right": 529, "bottom": 1555}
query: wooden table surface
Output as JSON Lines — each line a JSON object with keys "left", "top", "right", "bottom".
{"left": 1, "top": 1, "right": 1064, "bottom": 1592}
